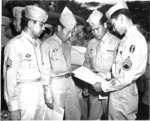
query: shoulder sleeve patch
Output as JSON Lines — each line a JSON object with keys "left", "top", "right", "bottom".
{"left": 122, "top": 56, "right": 132, "bottom": 71}
{"left": 5, "top": 57, "right": 12, "bottom": 70}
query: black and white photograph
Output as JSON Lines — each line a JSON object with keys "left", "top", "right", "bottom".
{"left": 1, "top": 0, "right": 150, "bottom": 120}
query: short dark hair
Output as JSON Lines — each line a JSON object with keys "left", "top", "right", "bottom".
{"left": 22, "top": 11, "right": 38, "bottom": 29}
{"left": 111, "top": 9, "right": 131, "bottom": 20}
{"left": 99, "top": 14, "right": 107, "bottom": 25}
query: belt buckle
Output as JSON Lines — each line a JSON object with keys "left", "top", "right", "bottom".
{"left": 65, "top": 73, "right": 72, "bottom": 78}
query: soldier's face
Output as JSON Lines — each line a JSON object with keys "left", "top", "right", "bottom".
{"left": 60, "top": 26, "right": 75, "bottom": 43}
{"left": 91, "top": 24, "right": 105, "bottom": 40}
{"left": 111, "top": 16, "right": 125, "bottom": 35}
{"left": 32, "top": 21, "right": 45, "bottom": 38}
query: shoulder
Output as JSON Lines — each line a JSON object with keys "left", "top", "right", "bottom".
{"left": 5, "top": 34, "right": 24, "bottom": 48}
{"left": 88, "top": 38, "right": 97, "bottom": 46}
{"left": 108, "top": 32, "right": 120, "bottom": 43}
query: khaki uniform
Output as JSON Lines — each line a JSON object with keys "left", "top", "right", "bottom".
{"left": 84, "top": 31, "right": 120, "bottom": 119}
{"left": 4, "top": 31, "right": 45, "bottom": 120}
{"left": 101, "top": 26, "right": 148, "bottom": 120}
{"left": 41, "top": 33, "right": 81, "bottom": 120}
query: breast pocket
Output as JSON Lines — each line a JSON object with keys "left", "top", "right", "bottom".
{"left": 21, "top": 58, "right": 37, "bottom": 68}
{"left": 50, "top": 49, "right": 67, "bottom": 73}
{"left": 50, "top": 49, "right": 62, "bottom": 61}
{"left": 88, "top": 48, "right": 96, "bottom": 58}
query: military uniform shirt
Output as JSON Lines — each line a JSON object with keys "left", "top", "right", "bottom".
{"left": 84, "top": 31, "right": 120, "bottom": 77}
{"left": 4, "top": 31, "right": 42, "bottom": 111}
{"left": 41, "top": 33, "right": 68, "bottom": 98}
{"left": 102, "top": 26, "right": 148, "bottom": 92}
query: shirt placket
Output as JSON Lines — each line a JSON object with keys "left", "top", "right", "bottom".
{"left": 33, "top": 40, "right": 42, "bottom": 74}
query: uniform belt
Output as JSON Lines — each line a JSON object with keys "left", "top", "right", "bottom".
{"left": 17, "top": 78, "right": 41, "bottom": 85}
{"left": 56, "top": 73, "right": 73, "bottom": 78}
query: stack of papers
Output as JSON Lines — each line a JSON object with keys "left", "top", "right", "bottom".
{"left": 73, "top": 66, "right": 106, "bottom": 85}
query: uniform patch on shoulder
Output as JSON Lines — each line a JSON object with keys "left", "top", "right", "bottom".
{"left": 53, "top": 48, "right": 58, "bottom": 52}
{"left": 5, "top": 57, "right": 12, "bottom": 70}
{"left": 129, "top": 45, "right": 135, "bottom": 53}
{"left": 26, "top": 54, "right": 31, "bottom": 58}
{"left": 122, "top": 56, "right": 132, "bottom": 71}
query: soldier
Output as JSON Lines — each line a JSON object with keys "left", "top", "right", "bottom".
{"left": 3, "top": 5, "right": 48, "bottom": 120}
{"left": 92, "top": 2, "right": 148, "bottom": 120}
{"left": 41, "top": 7, "right": 81, "bottom": 120}
{"left": 83, "top": 9, "right": 120, "bottom": 120}
{"left": 12, "top": 6, "right": 25, "bottom": 34}
{"left": 2, "top": 16, "right": 13, "bottom": 48}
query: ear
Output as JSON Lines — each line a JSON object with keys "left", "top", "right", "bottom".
{"left": 104, "top": 22, "right": 107, "bottom": 28}
{"left": 28, "top": 20, "right": 33, "bottom": 28}
{"left": 57, "top": 25, "right": 61, "bottom": 31}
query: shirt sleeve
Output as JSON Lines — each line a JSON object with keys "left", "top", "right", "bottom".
{"left": 3, "top": 42, "right": 20, "bottom": 111}
{"left": 102, "top": 36, "right": 147, "bottom": 92}
{"left": 41, "top": 42, "right": 52, "bottom": 99}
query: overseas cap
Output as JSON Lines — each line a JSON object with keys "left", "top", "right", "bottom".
{"left": 25, "top": 5, "right": 48, "bottom": 23}
{"left": 59, "top": 7, "right": 77, "bottom": 30}
{"left": 106, "top": 2, "right": 128, "bottom": 19}
{"left": 2, "top": 16, "right": 11, "bottom": 26}
{"left": 13, "top": 6, "right": 25, "bottom": 18}
{"left": 86, "top": 9, "right": 103, "bottom": 27}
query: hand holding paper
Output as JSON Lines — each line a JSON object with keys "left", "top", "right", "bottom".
{"left": 73, "top": 66, "right": 107, "bottom": 85}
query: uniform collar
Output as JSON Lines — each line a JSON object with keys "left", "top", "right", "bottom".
{"left": 53, "top": 33, "right": 62, "bottom": 45}
{"left": 101, "top": 31, "right": 110, "bottom": 43}
{"left": 21, "top": 31, "right": 36, "bottom": 45}
{"left": 123, "top": 26, "right": 137, "bottom": 42}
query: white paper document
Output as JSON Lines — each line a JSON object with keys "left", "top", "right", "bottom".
{"left": 71, "top": 46, "right": 86, "bottom": 66}
{"left": 73, "top": 66, "right": 106, "bottom": 85}
{"left": 43, "top": 105, "right": 64, "bottom": 120}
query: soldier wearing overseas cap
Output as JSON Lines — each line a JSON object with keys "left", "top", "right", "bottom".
{"left": 2, "top": 16, "right": 13, "bottom": 48}
{"left": 13, "top": 6, "right": 25, "bottom": 33}
{"left": 41, "top": 7, "right": 81, "bottom": 120}
{"left": 83, "top": 9, "right": 120, "bottom": 120}
{"left": 3, "top": 5, "right": 48, "bottom": 120}
{"left": 92, "top": 2, "right": 148, "bottom": 120}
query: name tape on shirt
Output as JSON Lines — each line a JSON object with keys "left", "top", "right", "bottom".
{"left": 5, "top": 57, "right": 12, "bottom": 70}
{"left": 122, "top": 56, "right": 132, "bottom": 71}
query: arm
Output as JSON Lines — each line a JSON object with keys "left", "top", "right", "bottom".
{"left": 4, "top": 42, "right": 21, "bottom": 119}
{"left": 101, "top": 38, "right": 147, "bottom": 92}
{"left": 41, "top": 42, "right": 53, "bottom": 109}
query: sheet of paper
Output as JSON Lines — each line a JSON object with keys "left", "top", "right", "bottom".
{"left": 43, "top": 105, "right": 64, "bottom": 120}
{"left": 71, "top": 46, "right": 86, "bottom": 65}
{"left": 73, "top": 66, "right": 106, "bottom": 85}
{"left": 98, "top": 94, "right": 108, "bottom": 100}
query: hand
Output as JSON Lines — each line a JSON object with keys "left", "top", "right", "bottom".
{"left": 83, "top": 88, "right": 89, "bottom": 97}
{"left": 45, "top": 97, "right": 54, "bottom": 110}
{"left": 10, "top": 110, "right": 21, "bottom": 120}
{"left": 92, "top": 82, "right": 102, "bottom": 92}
